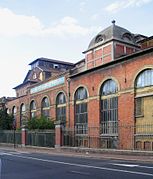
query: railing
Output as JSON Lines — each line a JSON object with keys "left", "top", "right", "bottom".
{"left": 63, "top": 124, "right": 153, "bottom": 151}
{"left": 27, "top": 130, "right": 55, "bottom": 147}
{"left": 0, "top": 130, "right": 21, "bottom": 145}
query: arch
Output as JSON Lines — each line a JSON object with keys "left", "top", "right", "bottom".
{"left": 132, "top": 66, "right": 153, "bottom": 88}
{"left": 95, "top": 35, "right": 104, "bottom": 44}
{"left": 41, "top": 96, "right": 50, "bottom": 108}
{"left": 74, "top": 86, "right": 88, "bottom": 135}
{"left": 98, "top": 77, "right": 120, "bottom": 96}
{"left": 100, "top": 79, "right": 118, "bottom": 149}
{"left": 122, "top": 33, "right": 133, "bottom": 41}
{"left": 55, "top": 90, "right": 67, "bottom": 105}
{"left": 56, "top": 92, "right": 67, "bottom": 123}
{"left": 41, "top": 96, "right": 50, "bottom": 118}
{"left": 73, "top": 85, "right": 89, "bottom": 102}
{"left": 12, "top": 106, "right": 17, "bottom": 115}
{"left": 30, "top": 100, "right": 37, "bottom": 119}
{"left": 135, "top": 68, "right": 153, "bottom": 88}
{"left": 20, "top": 103, "right": 26, "bottom": 126}
{"left": 100, "top": 79, "right": 118, "bottom": 96}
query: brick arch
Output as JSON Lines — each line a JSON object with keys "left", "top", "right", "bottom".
{"left": 132, "top": 65, "right": 153, "bottom": 88}
{"left": 98, "top": 76, "right": 120, "bottom": 96}
{"left": 54, "top": 90, "right": 67, "bottom": 105}
{"left": 72, "top": 85, "right": 89, "bottom": 103}
{"left": 29, "top": 99, "right": 37, "bottom": 109}
{"left": 40, "top": 95, "right": 51, "bottom": 107}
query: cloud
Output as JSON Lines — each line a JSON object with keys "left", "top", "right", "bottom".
{"left": 105, "top": 0, "right": 153, "bottom": 13}
{"left": 0, "top": 7, "right": 99, "bottom": 37}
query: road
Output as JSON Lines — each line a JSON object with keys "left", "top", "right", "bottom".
{"left": 0, "top": 149, "right": 153, "bottom": 179}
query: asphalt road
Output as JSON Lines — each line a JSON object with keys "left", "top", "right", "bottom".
{"left": 0, "top": 149, "right": 153, "bottom": 179}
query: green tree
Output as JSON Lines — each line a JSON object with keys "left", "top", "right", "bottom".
{"left": 0, "top": 109, "right": 14, "bottom": 130}
{"left": 27, "top": 116, "right": 55, "bottom": 130}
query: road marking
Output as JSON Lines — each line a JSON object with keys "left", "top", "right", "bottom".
{"left": 110, "top": 163, "right": 139, "bottom": 167}
{"left": 70, "top": 170, "right": 90, "bottom": 175}
{"left": 2, "top": 152, "right": 153, "bottom": 177}
{"left": 0, "top": 159, "right": 1, "bottom": 179}
{"left": 111, "top": 163, "right": 153, "bottom": 169}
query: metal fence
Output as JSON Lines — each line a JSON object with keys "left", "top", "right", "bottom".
{"left": 0, "top": 130, "right": 21, "bottom": 145}
{"left": 63, "top": 124, "right": 153, "bottom": 151}
{"left": 27, "top": 130, "right": 55, "bottom": 147}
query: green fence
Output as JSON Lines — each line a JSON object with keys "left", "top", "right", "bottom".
{"left": 27, "top": 130, "right": 55, "bottom": 147}
{"left": 0, "top": 130, "right": 21, "bottom": 145}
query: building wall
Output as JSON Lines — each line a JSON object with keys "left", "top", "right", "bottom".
{"left": 6, "top": 51, "right": 153, "bottom": 149}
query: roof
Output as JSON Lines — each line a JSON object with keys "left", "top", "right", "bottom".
{"left": 29, "top": 57, "right": 74, "bottom": 66}
{"left": 84, "top": 21, "right": 140, "bottom": 53}
{"left": 13, "top": 80, "right": 37, "bottom": 89}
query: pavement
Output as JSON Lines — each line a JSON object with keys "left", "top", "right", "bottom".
{"left": 0, "top": 144, "right": 153, "bottom": 163}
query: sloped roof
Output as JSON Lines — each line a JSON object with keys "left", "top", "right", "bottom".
{"left": 84, "top": 21, "right": 140, "bottom": 52}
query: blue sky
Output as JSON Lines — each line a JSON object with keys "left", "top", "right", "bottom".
{"left": 0, "top": 0, "right": 153, "bottom": 97}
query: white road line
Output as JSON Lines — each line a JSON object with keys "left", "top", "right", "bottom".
{"left": 70, "top": 170, "right": 90, "bottom": 175}
{"left": 110, "top": 163, "right": 139, "bottom": 167}
{"left": 2, "top": 152, "right": 153, "bottom": 177}
{"left": 111, "top": 163, "right": 153, "bottom": 169}
{"left": 0, "top": 158, "right": 1, "bottom": 179}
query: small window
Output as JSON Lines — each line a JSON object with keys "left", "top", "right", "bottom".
{"left": 135, "top": 98, "right": 144, "bottom": 117}
{"left": 95, "top": 35, "right": 103, "bottom": 44}
{"left": 53, "top": 64, "right": 59, "bottom": 69}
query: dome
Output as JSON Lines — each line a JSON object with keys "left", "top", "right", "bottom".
{"left": 87, "top": 21, "right": 137, "bottom": 51}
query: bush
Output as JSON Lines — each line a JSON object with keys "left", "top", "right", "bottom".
{"left": 27, "top": 116, "right": 55, "bottom": 130}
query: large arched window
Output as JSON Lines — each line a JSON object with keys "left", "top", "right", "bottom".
{"left": 12, "top": 106, "right": 17, "bottom": 127}
{"left": 56, "top": 92, "right": 66, "bottom": 123}
{"left": 136, "top": 69, "right": 153, "bottom": 88}
{"left": 41, "top": 97, "right": 50, "bottom": 118}
{"left": 30, "top": 100, "right": 36, "bottom": 119}
{"left": 100, "top": 79, "right": 118, "bottom": 148}
{"left": 20, "top": 103, "right": 26, "bottom": 126}
{"left": 74, "top": 87, "right": 88, "bottom": 134}
{"left": 135, "top": 69, "right": 153, "bottom": 149}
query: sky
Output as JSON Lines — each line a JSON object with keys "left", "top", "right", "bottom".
{"left": 0, "top": 0, "right": 153, "bottom": 97}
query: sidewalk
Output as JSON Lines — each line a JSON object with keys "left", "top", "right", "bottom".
{"left": 0, "top": 144, "right": 153, "bottom": 163}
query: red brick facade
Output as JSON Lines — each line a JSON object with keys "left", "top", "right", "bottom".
{"left": 5, "top": 23, "right": 153, "bottom": 150}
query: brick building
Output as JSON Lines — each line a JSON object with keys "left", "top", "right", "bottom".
{"left": 6, "top": 21, "right": 153, "bottom": 150}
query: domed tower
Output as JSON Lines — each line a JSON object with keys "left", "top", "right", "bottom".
{"left": 83, "top": 21, "right": 144, "bottom": 70}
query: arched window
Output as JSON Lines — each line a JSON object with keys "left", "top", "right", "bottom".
{"left": 135, "top": 69, "right": 153, "bottom": 88}
{"left": 74, "top": 87, "right": 88, "bottom": 134}
{"left": 56, "top": 92, "right": 66, "bottom": 123}
{"left": 95, "top": 35, "right": 104, "bottom": 44}
{"left": 12, "top": 106, "right": 17, "bottom": 128}
{"left": 135, "top": 69, "right": 153, "bottom": 149}
{"left": 41, "top": 97, "right": 50, "bottom": 118}
{"left": 30, "top": 100, "right": 36, "bottom": 119}
{"left": 20, "top": 103, "right": 26, "bottom": 126}
{"left": 100, "top": 79, "right": 118, "bottom": 149}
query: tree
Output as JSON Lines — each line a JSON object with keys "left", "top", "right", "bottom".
{"left": 0, "top": 109, "right": 14, "bottom": 130}
{"left": 27, "top": 116, "right": 55, "bottom": 130}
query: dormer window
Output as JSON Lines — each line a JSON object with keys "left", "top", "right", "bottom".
{"left": 122, "top": 33, "right": 132, "bottom": 42}
{"left": 95, "top": 35, "right": 104, "bottom": 44}
{"left": 53, "top": 64, "right": 59, "bottom": 69}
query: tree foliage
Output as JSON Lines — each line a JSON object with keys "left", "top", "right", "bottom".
{"left": 27, "top": 116, "right": 55, "bottom": 130}
{"left": 0, "top": 109, "right": 14, "bottom": 130}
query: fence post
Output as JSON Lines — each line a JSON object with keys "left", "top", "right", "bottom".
{"left": 21, "top": 125, "right": 27, "bottom": 147}
{"left": 54, "top": 121, "right": 64, "bottom": 148}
